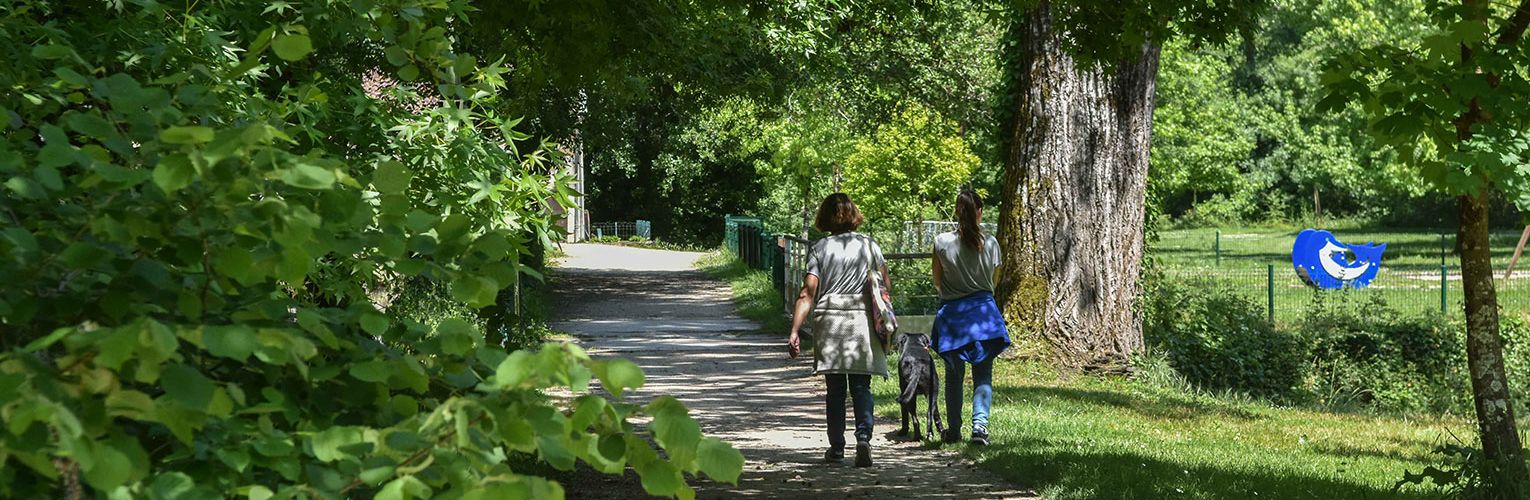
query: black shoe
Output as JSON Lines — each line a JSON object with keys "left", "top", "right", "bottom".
{"left": 940, "top": 429, "right": 962, "bottom": 444}
{"left": 854, "top": 441, "right": 873, "bottom": 467}
{"left": 825, "top": 447, "right": 844, "bottom": 463}
{"left": 970, "top": 428, "right": 990, "bottom": 446}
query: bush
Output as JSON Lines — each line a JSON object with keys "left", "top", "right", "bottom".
{"left": 0, "top": 2, "right": 741, "bottom": 498}
{"left": 1296, "top": 294, "right": 1468, "bottom": 413}
{"left": 1143, "top": 280, "right": 1305, "bottom": 397}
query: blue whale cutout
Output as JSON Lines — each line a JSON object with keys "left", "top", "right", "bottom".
{"left": 1291, "top": 229, "right": 1387, "bottom": 289}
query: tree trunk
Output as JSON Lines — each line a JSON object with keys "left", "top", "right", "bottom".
{"left": 1458, "top": 191, "right": 1528, "bottom": 490}
{"left": 995, "top": 0, "right": 1158, "bottom": 372}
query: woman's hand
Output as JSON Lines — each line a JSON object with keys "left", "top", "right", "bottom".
{"left": 787, "top": 331, "right": 801, "bottom": 358}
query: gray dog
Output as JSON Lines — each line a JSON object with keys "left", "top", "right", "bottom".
{"left": 896, "top": 333, "right": 942, "bottom": 440}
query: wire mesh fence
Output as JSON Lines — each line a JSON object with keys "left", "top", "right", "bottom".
{"left": 589, "top": 220, "right": 652, "bottom": 240}
{"left": 723, "top": 218, "right": 1530, "bottom": 324}
{"left": 1157, "top": 263, "right": 1530, "bottom": 324}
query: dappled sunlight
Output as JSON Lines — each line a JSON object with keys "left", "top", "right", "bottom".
{"left": 552, "top": 244, "right": 1033, "bottom": 498}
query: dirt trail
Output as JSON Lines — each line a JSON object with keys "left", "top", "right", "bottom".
{"left": 550, "top": 244, "right": 1034, "bottom": 499}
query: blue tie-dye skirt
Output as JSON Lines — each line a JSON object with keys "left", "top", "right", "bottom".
{"left": 932, "top": 291, "right": 1011, "bottom": 364}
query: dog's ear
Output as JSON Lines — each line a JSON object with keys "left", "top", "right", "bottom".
{"left": 919, "top": 334, "right": 931, "bottom": 347}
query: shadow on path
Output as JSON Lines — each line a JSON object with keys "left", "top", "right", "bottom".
{"left": 550, "top": 244, "right": 1035, "bottom": 499}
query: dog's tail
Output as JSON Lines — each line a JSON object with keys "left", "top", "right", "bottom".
{"left": 898, "top": 367, "right": 922, "bottom": 404}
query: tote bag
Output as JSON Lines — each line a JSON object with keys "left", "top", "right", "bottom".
{"left": 860, "top": 235, "right": 897, "bottom": 350}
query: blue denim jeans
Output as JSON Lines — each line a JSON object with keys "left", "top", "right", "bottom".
{"left": 942, "top": 353, "right": 994, "bottom": 433}
{"left": 825, "top": 374, "right": 874, "bottom": 449}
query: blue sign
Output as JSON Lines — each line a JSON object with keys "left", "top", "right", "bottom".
{"left": 1292, "top": 229, "right": 1387, "bottom": 289}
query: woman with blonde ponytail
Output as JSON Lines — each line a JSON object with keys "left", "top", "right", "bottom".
{"left": 930, "top": 191, "right": 1010, "bottom": 446}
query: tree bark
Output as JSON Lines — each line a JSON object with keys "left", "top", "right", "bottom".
{"left": 1458, "top": 192, "right": 1528, "bottom": 489}
{"left": 1454, "top": 0, "right": 1528, "bottom": 491}
{"left": 995, "top": 0, "right": 1158, "bottom": 372}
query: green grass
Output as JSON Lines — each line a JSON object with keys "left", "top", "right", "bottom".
{"left": 870, "top": 360, "right": 1487, "bottom": 499}
{"left": 696, "top": 249, "right": 790, "bottom": 333}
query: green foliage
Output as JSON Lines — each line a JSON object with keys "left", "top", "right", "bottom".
{"left": 842, "top": 102, "right": 980, "bottom": 226}
{"left": 1297, "top": 295, "right": 1467, "bottom": 413}
{"left": 1396, "top": 444, "right": 1530, "bottom": 499}
{"left": 1320, "top": 0, "right": 1530, "bottom": 203}
{"left": 0, "top": 1, "right": 739, "bottom": 497}
{"left": 1143, "top": 279, "right": 1304, "bottom": 397}
{"left": 1150, "top": 39, "right": 1257, "bottom": 221}
{"left": 1149, "top": 0, "right": 1439, "bottom": 225}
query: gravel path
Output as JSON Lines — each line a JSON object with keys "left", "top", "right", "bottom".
{"left": 550, "top": 243, "right": 1035, "bottom": 499}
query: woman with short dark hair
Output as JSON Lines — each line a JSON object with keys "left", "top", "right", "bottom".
{"left": 931, "top": 191, "right": 1009, "bottom": 446}
{"left": 787, "top": 192, "right": 889, "bottom": 467}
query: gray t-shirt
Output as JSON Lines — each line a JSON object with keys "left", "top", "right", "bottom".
{"left": 806, "top": 232, "right": 885, "bottom": 298}
{"left": 933, "top": 231, "right": 1000, "bottom": 301}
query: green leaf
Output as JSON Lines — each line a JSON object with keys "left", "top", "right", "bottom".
{"left": 161, "top": 364, "right": 215, "bottom": 410}
{"left": 435, "top": 318, "right": 477, "bottom": 355}
{"left": 361, "top": 312, "right": 390, "bottom": 335}
{"left": 359, "top": 465, "right": 396, "bottom": 486}
{"left": 244, "top": 485, "right": 273, "bottom": 500}
{"left": 82, "top": 441, "right": 133, "bottom": 491}
{"left": 376, "top": 475, "right": 431, "bottom": 500}
{"left": 389, "top": 394, "right": 417, "bottom": 417}
{"left": 451, "top": 275, "right": 498, "bottom": 308}
{"left": 310, "top": 426, "right": 365, "bottom": 462}
{"left": 648, "top": 396, "right": 701, "bottom": 470}
{"left": 280, "top": 164, "right": 336, "bottom": 190}
{"left": 399, "top": 64, "right": 420, "bottom": 81}
{"left": 153, "top": 155, "right": 196, "bottom": 194}
{"left": 55, "top": 67, "right": 88, "bottom": 86}
{"left": 590, "top": 359, "right": 645, "bottom": 398}
{"left": 373, "top": 160, "right": 412, "bottom": 194}
{"left": 203, "top": 325, "right": 258, "bottom": 362}
{"left": 61, "top": 242, "right": 109, "bottom": 267}
{"left": 31, "top": 44, "right": 73, "bottom": 60}
{"left": 148, "top": 471, "right": 196, "bottom": 500}
{"left": 272, "top": 34, "right": 313, "bottom": 61}
{"left": 696, "top": 437, "right": 744, "bottom": 484}
{"left": 160, "top": 126, "right": 214, "bottom": 145}
{"left": 349, "top": 360, "right": 392, "bottom": 383}
{"left": 23, "top": 327, "right": 74, "bottom": 353}
{"left": 495, "top": 350, "right": 533, "bottom": 388}
{"left": 6, "top": 177, "right": 44, "bottom": 199}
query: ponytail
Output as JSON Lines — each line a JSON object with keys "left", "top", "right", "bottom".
{"left": 955, "top": 191, "right": 983, "bottom": 251}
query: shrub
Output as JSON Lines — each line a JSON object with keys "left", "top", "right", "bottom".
{"left": 1296, "top": 294, "right": 1468, "bottom": 413}
{"left": 1143, "top": 280, "right": 1304, "bottom": 397}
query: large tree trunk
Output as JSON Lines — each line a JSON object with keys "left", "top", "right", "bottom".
{"left": 1458, "top": 191, "right": 1528, "bottom": 490}
{"left": 995, "top": 0, "right": 1158, "bottom": 372}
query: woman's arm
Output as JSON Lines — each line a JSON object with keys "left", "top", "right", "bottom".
{"left": 931, "top": 251, "right": 943, "bottom": 294}
{"left": 787, "top": 275, "right": 819, "bottom": 358}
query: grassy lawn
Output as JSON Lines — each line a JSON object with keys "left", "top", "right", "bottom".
{"left": 701, "top": 248, "right": 1525, "bottom": 498}
{"left": 870, "top": 360, "right": 1484, "bottom": 499}
{"left": 696, "top": 249, "right": 790, "bottom": 333}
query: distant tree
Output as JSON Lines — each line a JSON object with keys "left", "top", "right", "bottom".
{"left": 842, "top": 103, "right": 980, "bottom": 237}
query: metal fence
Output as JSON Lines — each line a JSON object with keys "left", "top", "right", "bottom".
{"left": 589, "top": 220, "right": 651, "bottom": 240}
{"left": 1158, "top": 263, "right": 1530, "bottom": 324}
{"left": 725, "top": 218, "right": 1530, "bottom": 328}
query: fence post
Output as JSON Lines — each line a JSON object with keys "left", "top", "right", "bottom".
{"left": 1440, "top": 265, "right": 1448, "bottom": 315}
{"left": 1440, "top": 233, "right": 1446, "bottom": 267}
{"left": 1215, "top": 229, "right": 1222, "bottom": 266}
{"left": 1266, "top": 264, "right": 1275, "bottom": 324}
